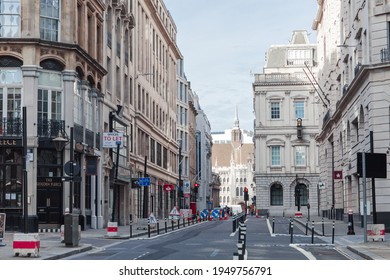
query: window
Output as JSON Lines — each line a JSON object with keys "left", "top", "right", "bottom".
{"left": 271, "top": 146, "right": 281, "bottom": 166}
{"left": 294, "top": 100, "right": 305, "bottom": 119}
{"left": 270, "top": 102, "right": 280, "bottom": 119}
{"left": 270, "top": 183, "right": 283, "bottom": 206}
{"left": 40, "top": 0, "right": 60, "bottom": 41}
{"left": 295, "top": 146, "right": 306, "bottom": 166}
{"left": 295, "top": 184, "right": 308, "bottom": 206}
{"left": 0, "top": 0, "right": 20, "bottom": 38}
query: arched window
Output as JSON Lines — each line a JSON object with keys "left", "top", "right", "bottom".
{"left": 295, "top": 183, "right": 308, "bottom": 206}
{"left": 240, "top": 187, "right": 243, "bottom": 197}
{"left": 236, "top": 187, "right": 239, "bottom": 196}
{"left": 270, "top": 183, "right": 283, "bottom": 206}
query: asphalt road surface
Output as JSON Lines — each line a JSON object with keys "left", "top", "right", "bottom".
{"left": 67, "top": 216, "right": 356, "bottom": 260}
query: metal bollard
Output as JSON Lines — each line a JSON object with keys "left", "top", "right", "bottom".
{"left": 290, "top": 220, "right": 294, "bottom": 244}
{"left": 148, "top": 218, "right": 151, "bottom": 238}
{"left": 157, "top": 219, "right": 160, "bottom": 235}
{"left": 305, "top": 218, "right": 308, "bottom": 235}
{"left": 178, "top": 218, "right": 180, "bottom": 229}
{"left": 165, "top": 218, "right": 167, "bottom": 233}
{"left": 130, "top": 217, "right": 133, "bottom": 239}
{"left": 288, "top": 217, "right": 292, "bottom": 234}
{"left": 183, "top": 217, "right": 185, "bottom": 227}
{"left": 347, "top": 209, "right": 355, "bottom": 235}
{"left": 272, "top": 217, "right": 275, "bottom": 234}
{"left": 322, "top": 218, "right": 325, "bottom": 236}
{"left": 171, "top": 219, "right": 174, "bottom": 231}
{"left": 332, "top": 221, "right": 335, "bottom": 244}
{"left": 311, "top": 220, "right": 314, "bottom": 244}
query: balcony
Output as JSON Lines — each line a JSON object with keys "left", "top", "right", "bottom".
{"left": 37, "top": 119, "right": 65, "bottom": 138}
{"left": 0, "top": 117, "right": 23, "bottom": 136}
{"left": 380, "top": 48, "right": 390, "bottom": 63}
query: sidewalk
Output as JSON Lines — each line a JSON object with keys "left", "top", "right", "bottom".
{"left": 291, "top": 215, "right": 390, "bottom": 260}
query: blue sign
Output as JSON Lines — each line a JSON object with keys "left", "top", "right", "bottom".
{"left": 212, "top": 209, "right": 220, "bottom": 218}
{"left": 138, "top": 177, "right": 150, "bottom": 187}
{"left": 200, "top": 209, "right": 209, "bottom": 219}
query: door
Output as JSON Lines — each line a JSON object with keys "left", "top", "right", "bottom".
{"left": 37, "top": 186, "right": 62, "bottom": 224}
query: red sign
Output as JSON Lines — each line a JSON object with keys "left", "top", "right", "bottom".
{"left": 163, "top": 184, "right": 174, "bottom": 191}
{"left": 333, "top": 170, "right": 343, "bottom": 180}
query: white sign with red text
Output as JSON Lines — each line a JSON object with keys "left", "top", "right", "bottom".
{"left": 102, "top": 132, "right": 124, "bottom": 148}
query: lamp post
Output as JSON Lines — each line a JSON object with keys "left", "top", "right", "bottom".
{"left": 178, "top": 139, "right": 183, "bottom": 209}
{"left": 53, "top": 127, "right": 74, "bottom": 213}
{"left": 53, "top": 126, "right": 78, "bottom": 247}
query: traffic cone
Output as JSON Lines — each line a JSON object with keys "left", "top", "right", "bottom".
{"left": 256, "top": 209, "right": 259, "bottom": 218}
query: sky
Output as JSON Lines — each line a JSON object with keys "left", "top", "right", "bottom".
{"left": 163, "top": 0, "right": 318, "bottom": 132}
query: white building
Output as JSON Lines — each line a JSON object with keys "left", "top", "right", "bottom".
{"left": 314, "top": 0, "right": 390, "bottom": 230}
{"left": 193, "top": 93, "right": 213, "bottom": 210}
{"left": 211, "top": 109, "right": 255, "bottom": 210}
{"left": 253, "top": 30, "right": 320, "bottom": 217}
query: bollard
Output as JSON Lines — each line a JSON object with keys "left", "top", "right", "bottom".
{"left": 290, "top": 220, "right": 294, "bottom": 244}
{"left": 322, "top": 218, "right": 325, "bottom": 236}
{"left": 332, "top": 221, "right": 335, "bottom": 244}
{"left": 178, "top": 218, "right": 180, "bottom": 229}
{"left": 305, "top": 218, "right": 308, "bottom": 235}
{"left": 147, "top": 218, "right": 151, "bottom": 238}
{"left": 183, "top": 217, "right": 185, "bottom": 227}
{"left": 165, "top": 218, "right": 167, "bottom": 233}
{"left": 272, "top": 217, "right": 275, "bottom": 234}
{"left": 171, "top": 219, "right": 174, "bottom": 231}
{"left": 157, "top": 219, "right": 160, "bottom": 235}
{"left": 347, "top": 209, "right": 355, "bottom": 235}
{"left": 188, "top": 217, "right": 190, "bottom": 226}
{"left": 130, "top": 217, "right": 133, "bottom": 238}
{"left": 288, "top": 217, "right": 292, "bottom": 234}
{"left": 311, "top": 221, "right": 314, "bottom": 244}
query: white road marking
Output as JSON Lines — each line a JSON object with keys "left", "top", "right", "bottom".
{"left": 290, "top": 244, "right": 316, "bottom": 260}
{"left": 210, "top": 249, "right": 220, "bottom": 257}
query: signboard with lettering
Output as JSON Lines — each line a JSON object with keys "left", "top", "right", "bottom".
{"left": 37, "top": 177, "right": 63, "bottom": 187}
{"left": 0, "top": 138, "right": 22, "bottom": 147}
{"left": 102, "top": 132, "right": 124, "bottom": 148}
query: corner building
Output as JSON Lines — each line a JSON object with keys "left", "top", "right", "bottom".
{"left": 253, "top": 31, "right": 320, "bottom": 217}
{"left": 0, "top": 0, "right": 106, "bottom": 231}
{"left": 314, "top": 0, "right": 390, "bottom": 230}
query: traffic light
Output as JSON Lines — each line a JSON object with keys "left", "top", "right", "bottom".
{"left": 244, "top": 187, "right": 249, "bottom": 201}
{"left": 194, "top": 182, "right": 199, "bottom": 193}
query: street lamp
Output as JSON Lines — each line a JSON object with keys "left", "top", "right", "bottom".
{"left": 53, "top": 127, "right": 79, "bottom": 247}
{"left": 178, "top": 139, "right": 183, "bottom": 209}
{"left": 53, "top": 127, "right": 74, "bottom": 213}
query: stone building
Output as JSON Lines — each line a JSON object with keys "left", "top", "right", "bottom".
{"left": 252, "top": 30, "right": 320, "bottom": 217}
{"left": 314, "top": 0, "right": 390, "bottom": 230}
{"left": 211, "top": 109, "right": 255, "bottom": 211}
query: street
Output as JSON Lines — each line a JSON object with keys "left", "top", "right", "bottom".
{"left": 66, "top": 215, "right": 360, "bottom": 260}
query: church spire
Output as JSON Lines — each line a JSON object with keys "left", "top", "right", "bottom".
{"left": 233, "top": 105, "right": 239, "bottom": 128}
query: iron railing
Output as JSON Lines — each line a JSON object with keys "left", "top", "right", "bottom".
{"left": 0, "top": 117, "right": 23, "bottom": 136}
{"left": 37, "top": 119, "right": 65, "bottom": 138}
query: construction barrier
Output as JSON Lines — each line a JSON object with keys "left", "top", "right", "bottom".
{"left": 13, "top": 233, "right": 40, "bottom": 257}
{"left": 107, "top": 221, "right": 118, "bottom": 237}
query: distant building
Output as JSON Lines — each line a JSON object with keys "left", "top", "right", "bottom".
{"left": 211, "top": 108, "right": 255, "bottom": 211}
{"left": 252, "top": 30, "right": 320, "bottom": 217}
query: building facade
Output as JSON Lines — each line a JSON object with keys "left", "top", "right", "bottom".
{"left": 0, "top": 0, "right": 209, "bottom": 232}
{"left": 211, "top": 110, "right": 255, "bottom": 211}
{"left": 314, "top": 0, "right": 390, "bottom": 230}
{"left": 193, "top": 93, "right": 214, "bottom": 211}
{"left": 252, "top": 30, "right": 320, "bottom": 217}
{"left": 0, "top": 0, "right": 106, "bottom": 231}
